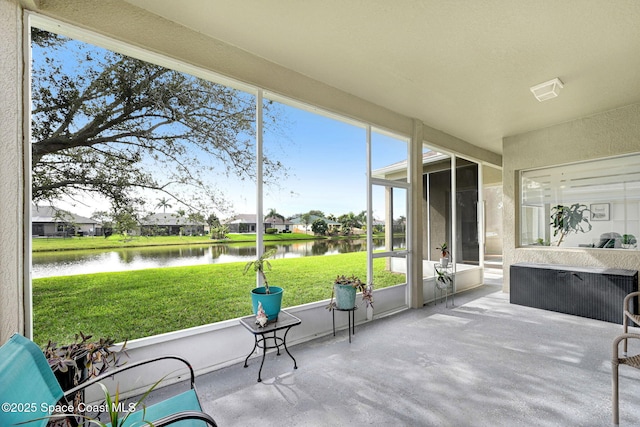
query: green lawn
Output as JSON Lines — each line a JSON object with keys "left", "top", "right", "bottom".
{"left": 32, "top": 251, "right": 404, "bottom": 346}
{"left": 31, "top": 232, "right": 322, "bottom": 252}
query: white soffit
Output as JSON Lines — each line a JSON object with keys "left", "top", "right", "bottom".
{"left": 123, "top": 0, "right": 640, "bottom": 156}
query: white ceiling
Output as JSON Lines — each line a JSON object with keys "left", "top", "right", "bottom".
{"left": 124, "top": 0, "right": 640, "bottom": 155}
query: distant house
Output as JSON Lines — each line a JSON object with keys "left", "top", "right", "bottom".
{"left": 289, "top": 215, "right": 341, "bottom": 234}
{"left": 226, "top": 214, "right": 258, "bottom": 233}
{"left": 140, "top": 213, "right": 205, "bottom": 236}
{"left": 31, "top": 204, "right": 101, "bottom": 237}
{"left": 371, "top": 218, "right": 386, "bottom": 232}
{"left": 225, "top": 214, "right": 293, "bottom": 233}
{"left": 264, "top": 216, "right": 293, "bottom": 233}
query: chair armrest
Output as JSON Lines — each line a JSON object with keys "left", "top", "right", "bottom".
{"left": 63, "top": 355, "right": 195, "bottom": 399}
{"left": 153, "top": 410, "right": 218, "bottom": 427}
{"left": 612, "top": 333, "right": 640, "bottom": 360}
{"left": 623, "top": 291, "right": 640, "bottom": 312}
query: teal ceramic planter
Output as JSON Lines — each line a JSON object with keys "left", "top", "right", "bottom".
{"left": 251, "top": 286, "right": 283, "bottom": 321}
{"left": 334, "top": 284, "right": 356, "bottom": 310}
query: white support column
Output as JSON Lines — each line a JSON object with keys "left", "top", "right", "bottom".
{"left": 425, "top": 172, "right": 431, "bottom": 262}
{"left": 255, "top": 90, "right": 264, "bottom": 287}
{"left": 408, "top": 119, "right": 423, "bottom": 308}
{"left": 478, "top": 163, "right": 485, "bottom": 280}
{"left": 365, "top": 125, "right": 373, "bottom": 320}
{"left": 451, "top": 155, "right": 457, "bottom": 293}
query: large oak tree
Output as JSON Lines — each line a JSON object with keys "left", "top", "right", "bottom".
{"left": 31, "top": 28, "right": 286, "bottom": 215}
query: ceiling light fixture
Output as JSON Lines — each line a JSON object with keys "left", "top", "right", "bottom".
{"left": 530, "top": 77, "right": 564, "bottom": 102}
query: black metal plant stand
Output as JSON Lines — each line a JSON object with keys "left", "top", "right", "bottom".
{"left": 332, "top": 306, "right": 357, "bottom": 343}
{"left": 239, "top": 310, "right": 301, "bottom": 382}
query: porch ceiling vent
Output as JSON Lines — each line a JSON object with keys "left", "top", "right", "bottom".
{"left": 530, "top": 77, "right": 564, "bottom": 102}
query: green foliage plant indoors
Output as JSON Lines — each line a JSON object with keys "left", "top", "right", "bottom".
{"left": 436, "top": 242, "right": 449, "bottom": 258}
{"left": 436, "top": 242, "right": 450, "bottom": 266}
{"left": 550, "top": 203, "right": 592, "bottom": 246}
{"left": 435, "top": 267, "right": 453, "bottom": 289}
{"left": 622, "top": 234, "right": 637, "bottom": 248}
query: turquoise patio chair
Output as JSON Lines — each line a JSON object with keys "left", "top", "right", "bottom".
{"left": 0, "top": 333, "right": 217, "bottom": 426}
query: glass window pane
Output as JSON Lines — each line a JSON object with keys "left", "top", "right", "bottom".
{"left": 373, "top": 256, "right": 407, "bottom": 289}
{"left": 520, "top": 154, "right": 640, "bottom": 249}
{"left": 456, "top": 163, "right": 479, "bottom": 265}
{"left": 262, "top": 99, "right": 368, "bottom": 308}
{"left": 371, "top": 131, "right": 408, "bottom": 182}
{"left": 372, "top": 185, "right": 407, "bottom": 252}
{"left": 31, "top": 26, "right": 261, "bottom": 344}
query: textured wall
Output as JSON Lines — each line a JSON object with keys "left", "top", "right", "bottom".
{"left": 503, "top": 103, "right": 640, "bottom": 292}
{"left": 0, "top": 0, "right": 25, "bottom": 343}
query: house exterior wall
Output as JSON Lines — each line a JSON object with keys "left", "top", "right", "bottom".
{"left": 0, "top": 0, "right": 25, "bottom": 343}
{"left": 503, "top": 102, "right": 640, "bottom": 292}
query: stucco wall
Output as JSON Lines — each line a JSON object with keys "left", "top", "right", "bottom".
{"left": 0, "top": 0, "right": 25, "bottom": 343}
{"left": 503, "top": 103, "right": 640, "bottom": 292}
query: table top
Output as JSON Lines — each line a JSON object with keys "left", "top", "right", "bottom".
{"left": 239, "top": 310, "right": 301, "bottom": 334}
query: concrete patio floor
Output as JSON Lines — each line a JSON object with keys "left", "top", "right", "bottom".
{"left": 180, "top": 271, "right": 640, "bottom": 426}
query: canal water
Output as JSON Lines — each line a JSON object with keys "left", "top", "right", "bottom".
{"left": 32, "top": 237, "right": 406, "bottom": 278}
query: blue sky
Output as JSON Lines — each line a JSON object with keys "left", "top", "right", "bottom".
{"left": 34, "top": 29, "right": 409, "bottom": 221}
{"left": 229, "top": 101, "right": 409, "bottom": 220}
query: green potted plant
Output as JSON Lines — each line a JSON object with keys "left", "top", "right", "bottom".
{"left": 435, "top": 266, "right": 453, "bottom": 290}
{"left": 327, "top": 275, "right": 374, "bottom": 310}
{"left": 622, "top": 234, "right": 637, "bottom": 249}
{"left": 436, "top": 242, "right": 450, "bottom": 267}
{"left": 43, "top": 332, "right": 128, "bottom": 424}
{"left": 550, "top": 203, "right": 592, "bottom": 246}
{"left": 243, "top": 248, "right": 283, "bottom": 322}
{"left": 43, "top": 332, "right": 128, "bottom": 391}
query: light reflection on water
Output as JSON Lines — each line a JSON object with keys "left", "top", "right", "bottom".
{"left": 32, "top": 238, "right": 406, "bottom": 278}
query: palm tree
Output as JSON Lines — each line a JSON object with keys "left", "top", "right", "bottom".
{"left": 155, "top": 197, "right": 173, "bottom": 213}
{"left": 300, "top": 213, "right": 312, "bottom": 234}
{"left": 356, "top": 210, "right": 367, "bottom": 225}
{"left": 338, "top": 211, "right": 361, "bottom": 229}
{"left": 265, "top": 208, "right": 285, "bottom": 224}
{"left": 394, "top": 215, "right": 406, "bottom": 233}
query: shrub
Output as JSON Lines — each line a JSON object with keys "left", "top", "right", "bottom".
{"left": 311, "top": 219, "right": 328, "bottom": 235}
{"left": 265, "top": 228, "right": 278, "bottom": 234}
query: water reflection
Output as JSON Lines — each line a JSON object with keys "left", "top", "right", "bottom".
{"left": 32, "top": 237, "right": 405, "bottom": 278}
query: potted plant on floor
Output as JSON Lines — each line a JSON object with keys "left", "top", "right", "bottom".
{"left": 244, "top": 248, "right": 283, "bottom": 322}
{"left": 327, "top": 275, "right": 374, "bottom": 310}
{"left": 43, "top": 332, "right": 128, "bottom": 425}
{"left": 436, "top": 242, "right": 450, "bottom": 267}
{"left": 43, "top": 332, "right": 128, "bottom": 391}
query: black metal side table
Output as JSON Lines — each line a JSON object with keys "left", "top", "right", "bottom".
{"left": 332, "top": 306, "right": 357, "bottom": 343}
{"left": 239, "top": 310, "right": 301, "bottom": 382}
